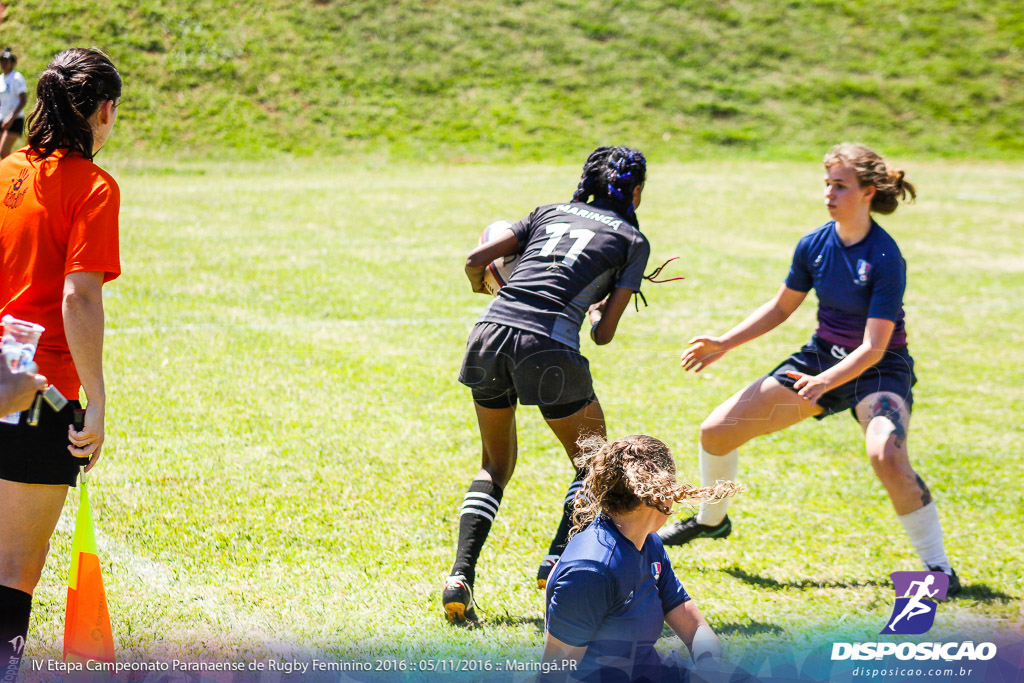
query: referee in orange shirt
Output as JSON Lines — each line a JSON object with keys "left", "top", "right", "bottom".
{"left": 0, "top": 48, "right": 122, "bottom": 679}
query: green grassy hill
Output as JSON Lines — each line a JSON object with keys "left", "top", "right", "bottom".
{"left": 3, "top": 0, "right": 1023, "bottom": 159}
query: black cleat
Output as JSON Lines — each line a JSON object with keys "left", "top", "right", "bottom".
{"left": 537, "top": 555, "right": 559, "bottom": 589}
{"left": 443, "top": 575, "right": 479, "bottom": 624}
{"left": 929, "top": 566, "right": 962, "bottom": 598}
{"left": 658, "top": 515, "right": 732, "bottom": 546}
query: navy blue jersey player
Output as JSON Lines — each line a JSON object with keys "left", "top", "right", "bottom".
{"left": 658, "top": 143, "right": 960, "bottom": 595}
{"left": 444, "top": 147, "right": 651, "bottom": 624}
{"left": 540, "top": 435, "right": 741, "bottom": 682}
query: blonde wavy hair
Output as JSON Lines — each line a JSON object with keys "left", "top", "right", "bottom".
{"left": 569, "top": 434, "right": 744, "bottom": 537}
{"left": 824, "top": 142, "right": 916, "bottom": 215}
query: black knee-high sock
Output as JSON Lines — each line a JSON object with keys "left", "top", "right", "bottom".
{"left": 450, "top": 479, "right": 504, "bottom": 587}
{"left": 545, "top": 471, "right": 585, "bottom": 556}
{"left": 0, "top": 585, "right": 31, "bottom": 683}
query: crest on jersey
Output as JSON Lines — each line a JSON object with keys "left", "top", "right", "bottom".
{"left": 651, "top": 562, "right": 662, "bottom": 581}
{"left": 855, "top": 259, "right": 872, "bottom": 286}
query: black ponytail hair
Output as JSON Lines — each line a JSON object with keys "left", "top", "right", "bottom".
{"left": 572, "top": 146, "right": 647, "bottom": 226}
{"left": 26, "top": 48, "right": 121, "bottom": 160}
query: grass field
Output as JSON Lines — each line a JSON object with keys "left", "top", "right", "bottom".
{"left": 4, "top": 0, "right": 1023, "bottom": 159}
{"left": 23, "top": 156, "right": 1024, "bottom": 675}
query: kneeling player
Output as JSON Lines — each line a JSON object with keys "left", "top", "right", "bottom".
{"left": 541, "top": 434, "right": 740, "bottom": 681}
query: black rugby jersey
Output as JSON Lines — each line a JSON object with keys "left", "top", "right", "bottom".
{"left": 478, "top": 200, "right": 650, "bottom": 350}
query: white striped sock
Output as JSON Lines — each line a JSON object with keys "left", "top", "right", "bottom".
{"left": 460, "top": 491, "right": 501, "bottom": 521}
{"left": 564, "top": 481, "right": 583, "bottom": 506}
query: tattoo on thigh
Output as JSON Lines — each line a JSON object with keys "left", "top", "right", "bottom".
{"left": 871, "top": 395, "right": 907, "bottom": 449}
{"left": 915, "top": 474, "right": 933, "bottom": 506}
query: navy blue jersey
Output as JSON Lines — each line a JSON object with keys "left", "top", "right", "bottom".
{"left": 478, "top": 201, "right": 650, "bottom": 350}
{"left": 785, "top": 220, "right": 908, "bottom": 349}
{"left": 545, "top": 515, "right": 691, "bottom": 682}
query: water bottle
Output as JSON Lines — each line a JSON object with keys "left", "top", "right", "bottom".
{"left": 1, "top": 316, "right": 45, "bottom": 425}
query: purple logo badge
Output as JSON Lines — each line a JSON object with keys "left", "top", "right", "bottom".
{"left": 881, "top": 571, "right": 949, "bottom": 635}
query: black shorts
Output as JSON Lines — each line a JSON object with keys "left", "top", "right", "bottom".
{"left": 458, "top": 322, "right": 595, "bottom": 413}
{"left": 0, "top": 400, "right": 84, "bottom": 486}
{"left": 769, "top": 335, "right": 916, "bottom": 420}
{"left": 4, "top": 118, "right": 23, "bottom": 135}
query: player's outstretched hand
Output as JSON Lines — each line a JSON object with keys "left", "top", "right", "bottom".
{"left": 681, "top": 336, "right": 728, "bottom": 372}
{"left": 786, "top": 370, "right": 828, "bottom": 406}
{"left": 68, "top": 400, "right": 105, "bottom": 471}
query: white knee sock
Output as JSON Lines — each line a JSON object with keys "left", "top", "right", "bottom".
{"left": 897, "top": 502, "right": 951, "bottom": 572}
{"left": 695, "top": 447, "right": 738, "bottom": 526}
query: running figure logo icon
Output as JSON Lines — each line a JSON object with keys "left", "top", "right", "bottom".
{"left": 881, "top": 571, "right": 950, "bottom": 635}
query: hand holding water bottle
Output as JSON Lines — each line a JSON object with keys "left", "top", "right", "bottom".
{"left": 0, "top": 359, "right": 46, "bottom": 415}
{"left": 1, "top": 315, "right": 46, "bottom": 423}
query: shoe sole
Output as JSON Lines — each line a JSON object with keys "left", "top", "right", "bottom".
{"left": 661, "top": 525, "right": 731, "bottom": 546}
{"left": 444, "top": 601, "right": 476, "bottom": 624}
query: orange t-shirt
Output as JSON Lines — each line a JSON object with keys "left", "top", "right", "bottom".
{"left": 0, "top": 147, "right": 121, "bottom": 399}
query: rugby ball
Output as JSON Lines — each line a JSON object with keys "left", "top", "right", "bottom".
{"left": 479, "top": 221, "right": 520, "bottom": 296}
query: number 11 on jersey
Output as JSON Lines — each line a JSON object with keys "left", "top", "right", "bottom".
{"left": 539, "top": 223, "right": 596, "bottom": 266}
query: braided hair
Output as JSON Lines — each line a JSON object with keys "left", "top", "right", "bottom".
{"left": 26, "top": 48, "right": 122, "bottom": 160}
{"left": 572, "top": 146, "right": 647, "bottom": 227}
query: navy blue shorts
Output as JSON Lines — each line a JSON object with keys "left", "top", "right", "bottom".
{"left": 458, "top": 322, "right": 595, "bottom": 412}
{"left": 3, "top": 118, "right": 23, "bottom": 136}
{"left": 769, "top": 335, "right": 916, "bottom": 420}
{"left": 0, "top": 399, "right": 84, "bottom": 486}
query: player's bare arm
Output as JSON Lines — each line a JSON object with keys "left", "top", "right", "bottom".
{"left": 682, "top": 285, "right": 807, "bottom": 372}
{"left": 538, "top": 631, "right": 586, "bottom": 683}
{"left": 465, "top": 230, "right": 520, "bottom": 293}
{"left": 665, "top": 600, "right": 722, "bottom": 661}
{"left": 63, "top": 270, "right": 107, "bottom": 467}
{"left": 589, "top": 286, "right": 634, "bottom": 345}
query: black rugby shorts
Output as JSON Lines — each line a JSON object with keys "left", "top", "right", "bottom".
{"left": 0, "top": 400, "right": 85, "bottom": 486}
{"left": 458, "top": 322, "right": 595, "bottom": 410}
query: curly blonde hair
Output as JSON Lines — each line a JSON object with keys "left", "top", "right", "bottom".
{"left": 569, "top": 434, "right": 743, "bottom": 537}
{"left": 824, "top": 142, "right": 916, "bottom": 215}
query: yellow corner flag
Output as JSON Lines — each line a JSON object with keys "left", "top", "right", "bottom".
{"left": 63, "top": 478, "right": 115, "bottom": 663}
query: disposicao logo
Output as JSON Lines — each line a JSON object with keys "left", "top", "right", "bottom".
{"left": 830, "top": 571, "right": 997, "bottom": 663}
{"left": 882, "top": 571, "right": 948, "bottom": 635}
